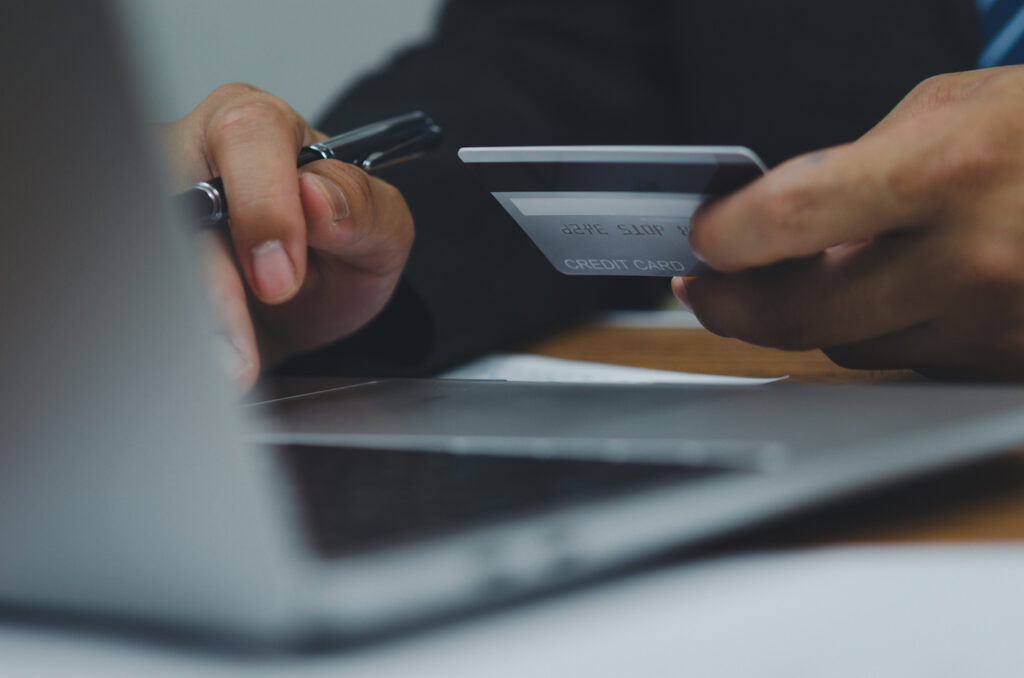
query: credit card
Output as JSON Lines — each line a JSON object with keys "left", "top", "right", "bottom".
{"left": 458, "top": 146, "right": 766, "bottom": 276}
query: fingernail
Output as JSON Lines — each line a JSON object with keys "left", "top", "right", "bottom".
{"left": 689, "top": 236, "right": 708, "bottom": 265}
{"left": 213, "top": 334, "right": 251, "bottom": 381}
{"left": 674, "top": 281, "right": 693, "bottom": 311}
{"left": 305, "top": 173, "right": 349, "bottom": 223}
{"left": 686, "top": 215, "right": 709, "bottom": 263}
{"left": 251, "top": 240, "right": 296, "bottom": 301}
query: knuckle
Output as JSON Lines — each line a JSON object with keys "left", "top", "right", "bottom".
{"left": 952, "top": 232, "right": 1020, "bottom": 290}
{"left": 208, "top": 98, "right": 290, "bottom": 144}
{"left": 906, "top": 73, "right": 959, "bottom": 108}
{"left": 915, "top": 73, "right": 953, "bottom": 94}
{"left": 210, "top": 82, "right": 262, "bottom": 100}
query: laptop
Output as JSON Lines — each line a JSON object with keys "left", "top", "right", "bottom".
{"left": 4, "top": 1, "right": 1024, "bottom": 645}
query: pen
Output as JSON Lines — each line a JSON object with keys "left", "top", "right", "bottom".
{"left": 175, "top": 111, "right": 442, "bottom": 227}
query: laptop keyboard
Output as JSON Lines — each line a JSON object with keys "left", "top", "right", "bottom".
{"left": 278, "top": 445, "right": 723, "bottom": 558}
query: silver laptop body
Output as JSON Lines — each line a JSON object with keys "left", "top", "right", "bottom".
{"left": 3, "top": 1, "right": 1024, "bottom": 645}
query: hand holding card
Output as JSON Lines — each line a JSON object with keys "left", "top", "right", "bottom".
{"left": 459, "top": 146, "right": 765, "bottom": 276}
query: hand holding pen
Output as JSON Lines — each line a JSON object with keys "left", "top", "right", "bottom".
{"left": 159, "top": 84, "right": 440, "bottom": 391}
{"left": 175, "top": 110, "right": 441, "bottom": 227}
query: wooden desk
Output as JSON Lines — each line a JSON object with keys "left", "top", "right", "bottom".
{"left": 523, "top": 323, "right": 1024, "bottom": 544}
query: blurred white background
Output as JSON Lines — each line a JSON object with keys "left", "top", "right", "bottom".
{"left": 114, "top": 0, "right": 444, "bottom": 122}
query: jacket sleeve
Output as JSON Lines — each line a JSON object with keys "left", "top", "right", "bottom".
{"left": 277, "top": 0, "right": 673, "bottom": 377}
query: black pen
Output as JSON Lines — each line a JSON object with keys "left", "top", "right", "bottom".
{"left": 175, "top": 111, "right": 442, "bottom": 227}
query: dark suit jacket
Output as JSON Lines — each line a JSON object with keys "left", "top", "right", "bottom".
{"left": 280, "top": 0, "right": 980, "bottom": 376}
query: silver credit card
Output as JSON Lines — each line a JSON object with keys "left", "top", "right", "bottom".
{"left": 459, "top": 146, "right": 766, "bottom": 276}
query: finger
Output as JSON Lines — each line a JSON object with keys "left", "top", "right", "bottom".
{"left": 821, "top": 321, "right": 1006, "bottom": 379}
{"left": 823, "top": 322, "right": 954, "bottom": 372}
{"left": 689, "top": 132, "right": 934, "bottom": 273}
{"left": 298, "top": 160, "right": 414, "bottom": 274}
{"left": 824, "top": 287, "right": 1024, "bottom": 379}
{"left": 199, "top": 232, "right": 261, "bottom": 392}
{"left": 203, "top": 90, "right": 313, "bottom": 304}
{"left": 251, "top": 163, "right": 414, "bottom": 362}
{"left": 676, "top": 231, "right": 954, "bottom": 350}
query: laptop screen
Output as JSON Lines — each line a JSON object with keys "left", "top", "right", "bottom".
{"left": 278, "top": 445, "right": 733, "bottom": 557}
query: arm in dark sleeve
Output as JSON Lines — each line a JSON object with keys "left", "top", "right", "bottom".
{"left": 278, "top": 0, "right": 675, "bottom": 377}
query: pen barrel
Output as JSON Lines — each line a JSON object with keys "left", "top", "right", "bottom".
{"left": 297, "top": 147, "right": 330, "bottom": 166}
{"left": 310, "top": 111, "right": 441, "bottom": 169}
{"left": 173, "top": 111, "right": 440, "bottom": 229}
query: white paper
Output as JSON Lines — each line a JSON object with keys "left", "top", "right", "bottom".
{"left": 440, "top": 352, "right": 783, "bottom": 385}
{"left": 5, "top": 544, "right": 1024, "bottom": 677}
